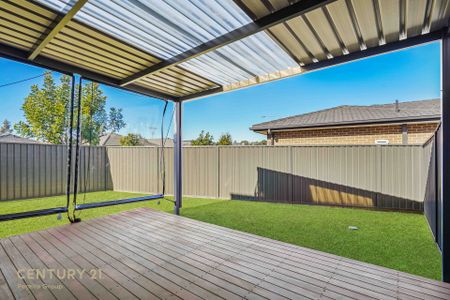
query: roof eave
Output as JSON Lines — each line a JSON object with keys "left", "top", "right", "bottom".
{"left": 251, "top": 115, "right": 441, "bottom": 132}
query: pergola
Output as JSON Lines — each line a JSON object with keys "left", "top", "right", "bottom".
{"left": 0, "top": 0, "right": 449, "bottom": 281}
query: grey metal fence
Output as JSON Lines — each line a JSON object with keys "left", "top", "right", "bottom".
{"left": 107, "top": 144, "right": 433, "bottom": 211}
{"left": 0, "top": 143, "right": 435, "bottom": 211}
{"left": 0, "top": 143, "right": 109, "bottom": 201}
{"left": 423, "top": 129, "right": 441, "bottom": 249}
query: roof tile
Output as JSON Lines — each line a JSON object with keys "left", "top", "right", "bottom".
{"left": 251, "top": 99, "right": 440, "bottom": 131}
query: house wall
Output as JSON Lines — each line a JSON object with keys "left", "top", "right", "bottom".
{"left": 270, "top": 122, "right": 438, "bottom": 145}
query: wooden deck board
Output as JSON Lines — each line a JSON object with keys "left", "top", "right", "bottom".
{"left": 0, "top": 248, "right": 18, "bottom": 300}
{"left": 8, "top": 236, "right": 76, "bottom": 300}
{"left": 1, "top": 207, "right": 450, "bottom": 300}
{"left": 0, "top": 241, "right": 34, "bottom": 300}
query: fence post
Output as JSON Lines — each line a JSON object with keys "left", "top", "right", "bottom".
{"left": 103, "top": 147, "right": 107, "bottom": 191}
{"left": 434, "top": 134, "right": 439, "bottom": 243}
{"left": 289, "top": 146, "right": 293, "bottom": 204}
{"left": 441, "top": 31, "right": 450, "bottom": 282}
{"left": 173, "top": 101, "right": 182, "bottom": 215}
{"left": 376, "top": 145, "right": 382, "bottom": 209}
{"left": 217, "top": 146, "right": 220, "bottom": 199}
{"left": 156, "top": 146, "right": 160, "bottom": 194}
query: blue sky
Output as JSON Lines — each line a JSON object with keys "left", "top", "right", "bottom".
{"left": 0, "top": 41, "right": 441, "bottom": 141}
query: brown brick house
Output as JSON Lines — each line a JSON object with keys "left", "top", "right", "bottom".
{"left": 251, "top": 99, "right": 440, "bottom": 145}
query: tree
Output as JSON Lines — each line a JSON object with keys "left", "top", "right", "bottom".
{"left": 0, "top": 119, "right": 12, "bottom": 134}
{"left": 80, "top": 82, "right": 108, "bottom": 145}
{"left": 108, "top": 107, "right": 125, "bottom": 133}
{"left": 217, "top": 133, "right": 232, "bottom": 145}
{"left": 120, "top": 133, "right": 142, "bottom": 146}
{"left": 14, "top": 72, "right": 125, "bottom": 145}
{"left": 14, "top": 72, "right": 70, "bottom": 144}
{"left": 191, "top": 130, "right": 214, "bottom": 146}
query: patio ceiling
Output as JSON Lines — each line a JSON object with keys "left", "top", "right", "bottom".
{"left": 0, "top": 0, "right": 449, "bottom": 101}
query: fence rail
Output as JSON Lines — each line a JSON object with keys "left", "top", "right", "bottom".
{"left": 0, "top": 143, "right": 435, "bottom": 211}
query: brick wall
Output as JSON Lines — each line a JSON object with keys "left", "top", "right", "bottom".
{"left": 407, "top": 123, "right": 439, "bottom": 144}
{"left": 270, "top": 122, "right": 438, "bottom": 145}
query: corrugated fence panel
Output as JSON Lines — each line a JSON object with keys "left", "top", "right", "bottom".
{"left": 106, "top": 146, "right": 159, "bottom": 194}
{"left": 78, "top": 146, "right": 109, "bottom": 194}
{"left": 423, "top": 136, "right": 438, "bottom": 242}
{"left": 379, "top": 146, "right": 427, "bottom": 210}
{"left": 219, "top": 146, "right": 291, "bottom": 202}
{"left": 291, "top": 146, "right": 379, "bottom": 207}
{"left": 0, "top": 143, "right": 436, "bottom": 212}
{"left": 183, "top": 147, "right": 218, "bottom": 198}
{"left": 164, "top": 147, "right": 174, "bottom": 195}
{"left": 0, "top": 143, "right": 109, "bottom": 201}
{"left": 207, "top": 144, "right": 431, "bottom": 210}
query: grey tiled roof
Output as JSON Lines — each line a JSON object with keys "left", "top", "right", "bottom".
{"left": 0, "top": 134, "right": 42, "bottom": 144}
{"left": 251, "top": 99, "right": 441, "bottom": 131}
{"left": 99, "top": 132, "right": 176, "bottom": 146}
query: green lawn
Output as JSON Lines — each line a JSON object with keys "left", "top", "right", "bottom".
{"left": 0, "top": 191, "right": 218, "bottom": 238}
{"left": 0, "top": 191, "right": 441, "bottom": 280}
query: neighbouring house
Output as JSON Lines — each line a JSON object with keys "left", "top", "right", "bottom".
{"left": 99, "top": 132, "right": 183, "bottom": 146}
{"left": 251, "top": 99, "right": 440, "bottom": 146}
{"left": 0, "top": 133, "right": 42, "bottom": 144}
{"left": 99, "top": 133, "right": 161, "bottom": 146}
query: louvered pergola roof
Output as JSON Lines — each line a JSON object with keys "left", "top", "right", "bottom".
{"left": 0, "top": 0, "right": 448, "bottom": 101}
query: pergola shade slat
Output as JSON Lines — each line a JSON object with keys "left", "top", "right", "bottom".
{"left": 134, "top": 81, "right": 187, "bottom": 97}
{"left": 57, "top": 27, "right": 157, "bottom": 69}
{"left": 325, "top": 0, "right": 361, "bottom": 53}
{"left": 48, "top": 37, "right": 145, "bottom": 73}
{"left": 8, "top": 0, "right": 55, "bottom": 19}
{"left": 378, "top": 0, "right": 401, "bottom": 44}
{"left": 0, "top": 19, "right": 44, "bottom": 41}
{"left": 0, "top": 27, "right": 36, "bottom": 44}
{"left": 42, "top": 46, "right": 135, "bottom": 78}
{"left": 65, "top": 22, "right": 161, "bottom": 64}
{"left": 161, "top": 68, "right": 218, "bottom": 90}
{"left": 286, "top": 17, "right": 328, "bottom": 61}
{"left": 149, "top": 73, "right": 211, "bottom": 92}
{"left": 431, "top": 0, "right": 450, "bottom": 32}
{"left": 1, "top": 0, "right": 55, "bottom": 26}
{"left": 138, "top": 76, "right": 202, "bottom": 95}
{"left": 168, "top": 66, "right": 220, "bottom": 87}
{"left": 41, "top": 48, "right": 127, "bottom": 79}
{"left": 351, "top": 0, "right": 380, "bottom": 49}
{"left": 0, "top": 33, "right": 35, "bottom": 51}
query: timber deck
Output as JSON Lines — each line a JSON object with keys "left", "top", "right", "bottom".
{"left": 1, "top": 207, "right": 449, "bottom": 299}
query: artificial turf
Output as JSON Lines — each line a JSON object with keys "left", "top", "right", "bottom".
{"left": 0, "top": 191, "right": 441, "bottom": 280}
